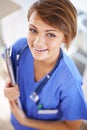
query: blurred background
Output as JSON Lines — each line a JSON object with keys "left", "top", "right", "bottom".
{"left": 0, "top": 0, "right": 87, "bottom": 130}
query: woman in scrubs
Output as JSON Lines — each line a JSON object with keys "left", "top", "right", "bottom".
{"left": 4, "top": 0, "right": 87, "bottom": 130}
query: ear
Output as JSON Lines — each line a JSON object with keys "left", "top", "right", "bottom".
{"left": 63, "top": 35, "right": 67, "bottom": 44}
{"left": 63, "top": 35, "right": 69, "bottom": 49}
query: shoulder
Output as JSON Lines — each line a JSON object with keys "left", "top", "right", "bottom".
{"left": 55, "top": 50, "right": 83, "bottom": 92}
{"left": 11, "top": 38, "right": 28, "bottom": 67}
{"left": 61, "top": 51, "right": 82, "bottom": 82}
{"left": 12, "top": 37, "right": 28, "bottom": 53}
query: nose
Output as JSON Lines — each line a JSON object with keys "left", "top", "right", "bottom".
{"left": 34, "top": 35, "right": 45, "bottom": 46}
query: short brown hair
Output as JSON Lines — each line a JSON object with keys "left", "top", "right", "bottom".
{"left": 27, "top": 0, "right": 77, "bottom": 49}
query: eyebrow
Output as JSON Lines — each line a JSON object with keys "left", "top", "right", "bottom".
{"left": 29, "top": 24, "right": 37, "bottom": 29}
{"left": 29, "top": 24, "right": 58, "bottom": 32}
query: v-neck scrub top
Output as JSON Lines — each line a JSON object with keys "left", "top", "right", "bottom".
{"left": 11, "top": 38, "right": 87, "bottom": 130}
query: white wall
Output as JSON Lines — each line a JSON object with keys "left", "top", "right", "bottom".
{"left": 71, "top": 0, "right": 87, "bottom": 13}
{"left": 1, "top": 0, "right": 36, "bottom": 47}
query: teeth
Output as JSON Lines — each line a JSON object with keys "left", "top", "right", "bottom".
{"left": 35, "top": 48, "right": 47, "bottom": 51}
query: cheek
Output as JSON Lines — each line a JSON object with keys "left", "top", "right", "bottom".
{"left": 27, "top": 34, "right": 34, "bottom": 46}
{"left": 52, "top": 39, "right": 63, "bottom": 47}
{"left": 27, "top": 33, "right": 31, "bottom": 41}
{"left": 48, "top": 40, "right": 62, "bottom": 52}
{"left": 49, "top": 41, "right": 60, "bottom": 48}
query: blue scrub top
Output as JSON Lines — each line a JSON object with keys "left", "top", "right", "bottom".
{"left": 11, "top": 38, "right": 87, "bottom": 130}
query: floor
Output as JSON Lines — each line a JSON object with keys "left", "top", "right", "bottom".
{"left": 0, "top": 58, "right": 14, "bottom": 130}
{"left": 0, "top": 77, "right": 14, "bottom": 130}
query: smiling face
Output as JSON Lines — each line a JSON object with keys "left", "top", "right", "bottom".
{"left": 27, "top": 11, "right": 65, "bottom": 62}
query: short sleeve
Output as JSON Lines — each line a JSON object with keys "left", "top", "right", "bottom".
{"left": 59, "top": 80, "right": 87, "bottom": 120}
{"left": 11, "top": 38, "right": 27, "bottom": 79}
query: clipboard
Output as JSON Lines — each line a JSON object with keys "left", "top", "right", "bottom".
{"left": 5, "top": 47, "right": 22, "bottom": 109}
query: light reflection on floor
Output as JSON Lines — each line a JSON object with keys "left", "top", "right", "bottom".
{"left": 0, "top": 77, "right": 14, "bottom": 130}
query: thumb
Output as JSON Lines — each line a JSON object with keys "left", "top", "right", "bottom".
{"left": 5, "top": 78, "right": 12, "bottom": 88}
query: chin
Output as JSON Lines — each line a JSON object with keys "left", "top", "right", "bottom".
{"left": 33, "top": 56, "right": 46, "bottom": 61}
{"left": 32, "top": 52, "right": 47, "bottom": 60}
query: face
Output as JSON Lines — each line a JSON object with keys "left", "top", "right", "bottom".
{"left": 27, "top": 11, "right": 65, "bottom": 62}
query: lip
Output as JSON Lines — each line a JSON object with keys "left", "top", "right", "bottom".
{"left": 33, "top": 48, "right": 48, "bottom": 52}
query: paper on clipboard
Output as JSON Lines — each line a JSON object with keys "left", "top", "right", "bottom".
{"left": 5, "top": 47, "right": 22, "bottom": 109}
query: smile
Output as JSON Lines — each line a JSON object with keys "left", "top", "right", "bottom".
{"left": 34, "top": 48, "right": 48, "bottom": 52}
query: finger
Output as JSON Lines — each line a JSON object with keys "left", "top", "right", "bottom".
{"left": 4, "top": 88, "right": 20, "bottom": 95}
{"left": 5, "top": 80, "right": 12, "bottom": 88}
{"left": 4, "top": 87, "right": 20, "bottom": 100}
{"left": 8, "top": 94, "right": 20, "bottom": 101}
{"left": 5, "top": 79, "right": 18, "bottom": 88}
{"left": 5, "top": 92, "right": 20, "bottom": 101}
{"left": 4, "top": 85, "right": 20, "bottom": 94}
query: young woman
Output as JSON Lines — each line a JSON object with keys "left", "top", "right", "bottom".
{"left": 4, "top": 0, "right": 87, "bottom": 130}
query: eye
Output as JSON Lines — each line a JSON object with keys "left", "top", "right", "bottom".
{"left": 47, "top": 33, "right": 56, "bottom": 38}
{"left": 29, "top": 28, "right": 37, "bottom": 33}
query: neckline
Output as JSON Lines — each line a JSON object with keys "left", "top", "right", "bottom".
{"left": 33, "top": 48, "right": 63, "bottom": 85}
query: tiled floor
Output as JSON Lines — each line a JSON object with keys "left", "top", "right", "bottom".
{"left": 0, "top": 77, "right": 14, "bottom": 130}
{"left": 0, "top": 119, "right": 14, "bottom": 130}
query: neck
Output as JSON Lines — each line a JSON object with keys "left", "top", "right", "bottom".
{"left": 34, "top": 49, "right": 60, "bottom": 82}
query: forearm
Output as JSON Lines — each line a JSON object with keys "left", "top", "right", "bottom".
{"left": 24, "top": 118, "right": 69, "bottom": 130}
{"left": 24, "top": 118, "right": 82, "bottom": 130}
{"left": 79, "top": 120, "right": 87, "bottom": 130}
{"left": 9, "top": 101, "right": 85, "bottom": 130}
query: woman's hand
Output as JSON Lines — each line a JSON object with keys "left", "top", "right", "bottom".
{"left": 9, "top": 101, "right": 27, "bottom": 125}
{"left": 4, "top": 80, "right": 20, "bottom": 101}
